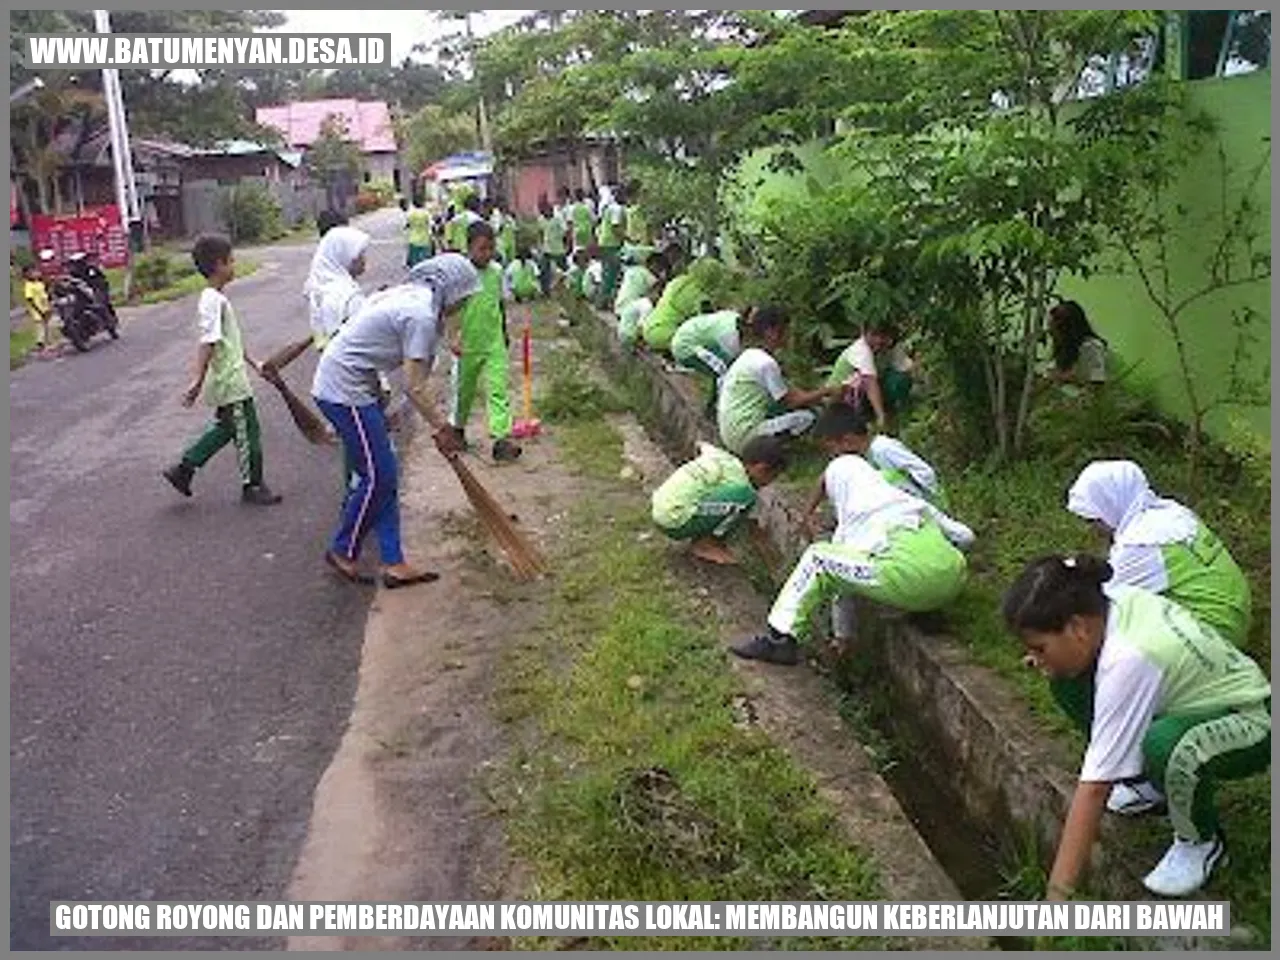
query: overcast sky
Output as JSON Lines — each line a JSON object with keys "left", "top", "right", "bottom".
{"left": 269, "top": 10, "right": 536, "bottom": 64}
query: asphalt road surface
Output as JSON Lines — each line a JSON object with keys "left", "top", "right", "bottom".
{"left": 10, "top": 208, "right": 409, "bottom": 950}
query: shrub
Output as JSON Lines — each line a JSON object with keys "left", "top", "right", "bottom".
{"left": 220, "top": 182, "right": 285, "bottom": 244}
{"left": 132, "top": 252, "right": 173, "bottom": 293}
{"left": 354, "top": 190, "right": 382, "bottom": 214}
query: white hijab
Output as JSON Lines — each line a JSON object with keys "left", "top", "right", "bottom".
{"left": 1067, "top": 460, "right": 1198, "bottom": 547}
{"left": 406, "top": 252, "right": 482, "bottom": 314}
{"left": 304, "top": 226, "right": 370, "bottom": 341}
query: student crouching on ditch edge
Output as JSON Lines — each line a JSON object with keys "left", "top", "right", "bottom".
{"left": 1002, "top": 554, "right": 1270, "bottom": 899}
{"left": 651, "top": 435, "right": 788, "bottom": 567}
{"left": 732, "top": 402, "right": 974, "bottom": 666}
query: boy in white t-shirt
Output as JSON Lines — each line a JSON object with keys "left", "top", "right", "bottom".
{"left": 827, "top": 319, "right": 914, "bottom": 429}
{"left": 716, "top": 305, "right": 841, "bottom": 456}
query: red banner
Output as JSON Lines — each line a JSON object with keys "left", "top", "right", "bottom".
{"left": 30, "top": 205, "right": 130, "bottom": 274}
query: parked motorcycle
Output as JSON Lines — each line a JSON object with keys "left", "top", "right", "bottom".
{"left": 51, "top": 254, "right": 119, "bottom": 352}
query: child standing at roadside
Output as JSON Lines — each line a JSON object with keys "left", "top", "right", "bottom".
{"left": 163, "top": 235, "right": 281, "bottom": 506}
{"left": 22, "top": 264, "right": 53, "bottom": 353}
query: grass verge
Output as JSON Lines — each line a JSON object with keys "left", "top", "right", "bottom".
{"left": 491, "top": 413, "right": 888, "bottom": 950}
{"left": 10, "top": 325, "right": 39, "bottom": 369}
{"left": 104, "top": 257, "right": 261, "bottom": 306}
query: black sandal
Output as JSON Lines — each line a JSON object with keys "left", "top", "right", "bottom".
{"left": 325, "top": 551, "right": 375, "bottom": 585}
{"left": 382, "top": 570, "right": 441, "bottom": 589}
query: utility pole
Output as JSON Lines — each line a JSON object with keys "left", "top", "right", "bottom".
{"left": 463, "top": 14, "right": 492, "bottom": 154}
{"left": 94, "top": 10, "right": 145, "bottom": 296}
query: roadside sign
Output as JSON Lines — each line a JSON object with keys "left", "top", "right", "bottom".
{"left": 30, "top": 204, "right": 130, "bottom": 273}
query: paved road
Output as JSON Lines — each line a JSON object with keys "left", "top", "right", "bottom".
{"left": 10, "top": 208, "right": 408, "bottom": 949}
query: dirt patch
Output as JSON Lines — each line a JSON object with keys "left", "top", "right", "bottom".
{"left": 285, "top": 419, "right": 580, "bottom": 950}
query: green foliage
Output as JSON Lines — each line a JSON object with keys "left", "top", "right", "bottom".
{"left": 132, "top": 252, "right": 179, "bottom": 294}
{"left": 304, "top": 114, "right": 366, "bottom": 196}
{"left": 398, "top": 103, "right": 478, "bottom": 174}
{"left": 219, "top": 182, "right": 285, "bottom": 245}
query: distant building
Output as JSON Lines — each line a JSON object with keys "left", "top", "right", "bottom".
{"left": 496, "top": 136, "right": 622, "bottom": 216}
{"left": 256, "top": 98, "right": 401, "bottom": 191}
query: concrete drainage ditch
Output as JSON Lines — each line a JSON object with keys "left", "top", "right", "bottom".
{"left": 555, "top": 295, "right": 1248, "bottom": 951}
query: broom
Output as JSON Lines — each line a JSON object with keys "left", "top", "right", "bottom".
{"left": 445, "top": 453, "right": 547, "bottom": 580}
{"left": 253, "top": 361, "right": 336, "bottom": 446}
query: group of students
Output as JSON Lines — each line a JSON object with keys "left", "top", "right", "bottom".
{"left": 161, "top": 206, "right": 533, "bottom": 589}
{"left": 564, "top": 247, "right": 1270, "bottom": 902}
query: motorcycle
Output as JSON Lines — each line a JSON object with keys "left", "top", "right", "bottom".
{"left": 50, "top": 255, "right": 119, "bottom": 352}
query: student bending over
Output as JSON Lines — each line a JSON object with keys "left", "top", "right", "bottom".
{"left": 651, "top": 436, "right": 787, "bottom": 567}
{"left": 1003, "top": 554, "right": 1270, "bottom": 899}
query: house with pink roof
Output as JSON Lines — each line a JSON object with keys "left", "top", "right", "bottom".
{"left": 256, "top": 98, "right": 402, "bottom": 192}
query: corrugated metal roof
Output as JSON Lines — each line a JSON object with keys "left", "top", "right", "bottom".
{"left": 255, "top": 98, "right": 397, "bottom": 154}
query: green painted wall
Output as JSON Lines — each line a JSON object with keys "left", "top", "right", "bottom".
{"left": 724, "top": 70, "right": 1271, "bottom": 448}
{"left": 1057, "top": 69, "right": 1271, "bottom": 448}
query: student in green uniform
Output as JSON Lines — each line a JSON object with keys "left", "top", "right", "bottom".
{"left": 652, "top": 436, "right": 788, "bottom": 566}
{"left": 596, "top": 186, "right": 626, "bottom": 303}
{"left": 732, "top": 411, "right": 973, "bottom": 666}
{"left": 565, "top": 249, "right": 590, "bottom": 299}
{"left": 671, "top": 307, "right": 745, "bottom": 384}
{"left": 715, "top": 306, "right": 840, "bottom": 456}
{"left": 164, "top": 235, "right": 281, "bottom": 506}
{"left": 571, "top": 187, "right": 595, "bottom": 253}
{"left": 582, "top": 256, "right": 605, "bottom": 306}
{"left": 504, "top": 245, "right": 541, "bottom": 303}
{"left": 1048, "top": 300, "right": 1108, "bottom": 385}
{"left": 446, "top": 194, "right": 483, "bottom": 253}
{"left": 493, "top": 202, "right": 518, "bottom": 266}
{"left": 449, "top": 221, "right": 522, "bottom": 464}
{"left": 537, "top": 195, "right": 568, "bottom": 295}
{"left": 614, "top": 250, "right": 663, "bottom": 315}
{"left": 1060, "top": 459, "right": 1255, "bottom": 816}
{"left": 624, "top": 179, "right": 649, "bottom": 247}
{"left": 1003, "top": 554, "right": 1270, "bottom": 899}
{"left": 618, "top": 296, "right": 655, "bottom": 350}
{"left": 640, "top": 257, "right": 725, "bottom": 353}
{"left": 827, "top": 319, "right": 914, "bottom": 430}
{"left": 826, "top": 405, "right": 949, "bottom": 510}
{"left": 1067, "top": 460, "right": 1252, "bottom": 646}
{"left": 405, "top": 200, "right": 433, "bottom": 267}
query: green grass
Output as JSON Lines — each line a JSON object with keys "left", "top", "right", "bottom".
{"left": 492, "top": 417, "right": 888, "bottom": 950}
{"left": 104, "top": 256, "right": 261, "bottom": 306}
{"left": 10, "top": 325, "right": 39, "bottom": 369}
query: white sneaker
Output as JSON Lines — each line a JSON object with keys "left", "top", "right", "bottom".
{"left": 1143, "top": 835, "right": 1226, "bottom": 897}
{"left": 1107, "top": 779, "right": 1167, "bottom": 816}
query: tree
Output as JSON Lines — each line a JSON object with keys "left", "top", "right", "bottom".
{"left": 306, "top": 115, "right": 365, "bottom": 211}
{"left": 747, "top": 10, "right": 1169, "bottom": 460}
{"left": 398, "top": 104, "right": 478, "bottom": 176}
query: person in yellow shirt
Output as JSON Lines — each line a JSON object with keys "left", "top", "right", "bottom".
{"left": 405, "top": 200, "right": 433, "bottom": 268}
{"left": 23, "top": 263, "right": 53, "bottom": 352}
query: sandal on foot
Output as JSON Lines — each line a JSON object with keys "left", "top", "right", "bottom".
{"left": 382, "top": 570, "right": 441, "bottom": 589}
{"left": 325, "top": 551, "right": 375, "bottom": 585}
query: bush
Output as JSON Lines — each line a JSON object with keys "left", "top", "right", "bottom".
{"left": 132, "top": 252, "right": 174, "bottom": 293}
{"left": 220, "top": 182, "right": 285, "bottom": 244}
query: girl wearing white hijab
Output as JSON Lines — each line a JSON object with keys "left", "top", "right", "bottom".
{"left": 311, "top": 254, "right": 479, "bottom": 589}
{"left": 305, "top": 226, "right": 371, "bottom": 351}
{"left": 1067, "top": 460, "right": 1251, "bottom": 647}
{"left": 1057, "top": 459, "right": 1253, "bottom": 819}
{"left": 261, "top": 226, "right": 371, "bottom": 381}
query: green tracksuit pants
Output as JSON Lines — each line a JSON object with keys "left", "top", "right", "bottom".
{"left": 767, "top": 522, "right": 966, "bottom": 641}
{"left": 1052, "top": 672, "right": 1270, "bottom": 841}
{"left": 449, "top": 339, "right": 512, "bottom": 441}
{"left": 181, "top": 397, "right": 264, "bottom": 488}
